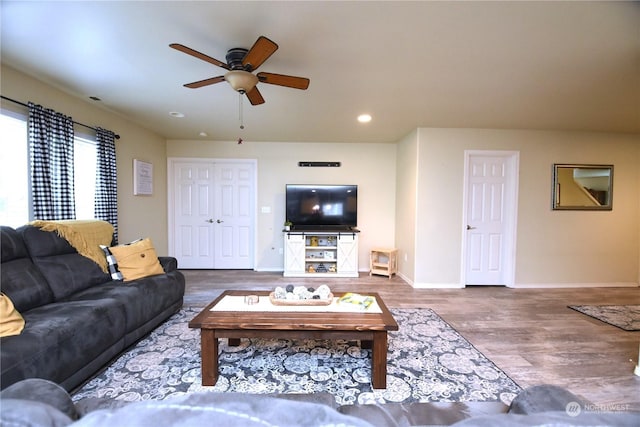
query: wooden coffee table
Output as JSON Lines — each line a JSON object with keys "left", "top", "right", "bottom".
{"left": 189, "top": 290, "right": 398, "bottom": 389}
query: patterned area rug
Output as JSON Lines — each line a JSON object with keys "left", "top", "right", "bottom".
{"left": 72, "top": 307, "right": 521, "bottom": 406}
{"left": 569, "top": 305, "right": 640, "bottom": 331}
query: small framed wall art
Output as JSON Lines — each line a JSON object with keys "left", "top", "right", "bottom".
{"left": 133, "top": 159, "right": 153, "bottom": 196}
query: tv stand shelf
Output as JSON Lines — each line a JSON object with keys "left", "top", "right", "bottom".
{"left": 283, "top": 230, "right": 359, "bottom": 278}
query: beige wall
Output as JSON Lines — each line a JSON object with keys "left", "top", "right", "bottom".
{"left": 394, "top": 130, "right": 418, "bottom": 284}
{"left": 411, "top": 128, "right": 640, "bottom": 287}
{"left": 166, "top": 140, "right": 397, "bottom": 270}
{"left": 1, "top": 65, "right": 170, "bottom": 252}
{"left": 4, "top": 65, "right": 639, "bottom": 285}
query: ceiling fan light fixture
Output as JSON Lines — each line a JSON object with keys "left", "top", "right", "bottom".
{"left": 224, "top": 70, "right": 258, "bottom": 93}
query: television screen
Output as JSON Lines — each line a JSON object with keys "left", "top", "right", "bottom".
{"left": 285, "top": 184, "right": 357, "bottom": 229}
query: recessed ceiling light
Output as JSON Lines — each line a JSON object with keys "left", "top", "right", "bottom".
{"left": 357, "top": 114, "right": 372, "bottom": 123}
{"left": 199, "top": 132, "right": 208, "bottom": 137}
{"left": 169, "top": 111, "right": 185, "bottom": 118}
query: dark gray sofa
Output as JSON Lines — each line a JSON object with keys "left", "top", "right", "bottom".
{"left": 0, "top": 224, "right": 185, "bottom": 392}
{"left": 1, "top": 379, "right": 638, "bottom": 427}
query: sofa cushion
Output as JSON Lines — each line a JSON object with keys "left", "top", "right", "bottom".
{"left": 73, "top": 393, "right": 374, "bottom": 427}
{"left": 30, "top": 220, "right": 114, "bottom": 273}
{"left": 1, "top": 226, "right": 54, "bottom": 312}
{"left": 338, "top": 401, "right": 508, "bottom": 426}
{"left": 0, "top": 300, "right": 126, "bottom": 389}
{"left": 450, "top": 411, "right": 640, "bottom": 427}
{"left": 19, "top": 226, "right": 110, "bottom": 300}
{"left": 67, "top": 273, "right": 185, "bottom": 334}
{"left": 107, "top": 238, "right": 164, "bottom": 281}
{"left": 1, "top": 225, "right": 28, "bottom": 263}
{"left": 0, "top": 293, "right": 25, "bottom": 337}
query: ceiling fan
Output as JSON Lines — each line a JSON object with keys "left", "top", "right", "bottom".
{"left": 170, "top": 36, "right": 310, "bottom": 105}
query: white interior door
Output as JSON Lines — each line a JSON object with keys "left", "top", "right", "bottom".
{"left": 463, "top": 151, "right": 519, "bottom": 286}
{"left": 169, "top": 159, "right": 255, "bottom": 269}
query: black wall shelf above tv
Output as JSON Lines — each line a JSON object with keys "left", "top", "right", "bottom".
{"left": 298, "top": 161, "right": 341, "bottom": 167}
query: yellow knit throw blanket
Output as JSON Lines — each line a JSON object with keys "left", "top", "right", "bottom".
{"left": 30, "top": 220, "right": 114, "bottom": 272}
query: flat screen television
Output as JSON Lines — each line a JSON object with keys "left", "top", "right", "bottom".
{"left": 285, "top": 184, "right": 357, "bottom": 230}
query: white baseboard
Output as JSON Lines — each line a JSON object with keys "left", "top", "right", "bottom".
{"left": 397, "top": 273, "right": 467, "bottom": 288}
{"left": 510, "top": 282, "right": 638, "bottom": 289}
{"left": 404, "top": 278, "right": 638, "bottom": 289}
{"left": 396, "top": 272, "right": 412, "bottom": 286}
{"left": 255, "top": 267, "right": 283, "bottom": 273}
{"left": 250, "top": 268, "right": 639, "bottom": 290}
{"left": 411, "top": 282, "right": 465, "bottom": 289}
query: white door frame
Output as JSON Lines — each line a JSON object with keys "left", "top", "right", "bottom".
{"left": 167, "top": 157, "right": 257, "bottom": 269}
{"left": 460, "top": 150, "right": 519, "bottom": 287}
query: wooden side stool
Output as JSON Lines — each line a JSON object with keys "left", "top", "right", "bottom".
{"left": 370, "top": 248, "right": 398, "bottom": 279}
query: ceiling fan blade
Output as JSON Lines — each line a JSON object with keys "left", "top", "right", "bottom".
{"left": 184, "top": 76, "right": 226, "bottom": 88}
{"left": 242, "top": 36, "right": 278, "bottom": 71}
{"left": 257, "top": 72, "right": 310, "bottom": 90}
{"left": 170, "top": 43, "right": 230, "bottom": 70}
{"left": 246, "top": 86, "right": 265, "bottom": 105}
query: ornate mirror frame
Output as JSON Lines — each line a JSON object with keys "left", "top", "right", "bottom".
{"left": 552, "top": 164, "right": 613, "bottom": 211}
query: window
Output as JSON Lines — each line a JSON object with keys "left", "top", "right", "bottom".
{"left": 0, "top": 112, "right": 98, "bottom": 226}
{"left": 0, "top": 113, "right": 29, "bottom": 227}
{"left": 74, "top": 136, "right": 97, "bottom": 219}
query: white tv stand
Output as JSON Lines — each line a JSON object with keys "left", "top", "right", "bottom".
{"left": 283, "top": 229, "right": 359, "bottom": 278}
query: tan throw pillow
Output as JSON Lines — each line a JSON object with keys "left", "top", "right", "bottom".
{"left": 108, "top": 238, "right": 164, "bottom": 281}
{"left": 0, "top": 293, "right": 25, "bottom": 337}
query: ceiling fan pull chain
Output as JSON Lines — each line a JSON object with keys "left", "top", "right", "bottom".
{"left": 239, "top": 92, "right": 245, "bottom": 130}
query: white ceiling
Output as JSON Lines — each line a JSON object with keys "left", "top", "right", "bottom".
{"left": 2, "top": 1, "right": 639, "bottom": 143}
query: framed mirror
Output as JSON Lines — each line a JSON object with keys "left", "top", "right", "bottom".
{"left": 552, "top": 164, "right": 613, "bottom": 210}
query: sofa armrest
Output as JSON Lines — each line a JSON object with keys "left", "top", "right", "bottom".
{"left": 0, "top": 378, "right": 78, "bottom": 420}
{"left": 508, "top": 384, "right": 589, "bottom": 415}
{"left": 158, "top": 256, "right": 178, "bottom": 273}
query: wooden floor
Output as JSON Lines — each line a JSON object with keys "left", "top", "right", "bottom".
{"left": 182, "top": 269, "right": 640, "bottom": 410}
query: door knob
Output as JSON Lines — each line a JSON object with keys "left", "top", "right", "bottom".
{"left": 216, "top": 219, "right": 223, "bottom": 223}
{"left": 466, "top": 225, "right": 476, "bottom": 230}
{"left": 205, "top": 219, "right": 214, "bottom": 223}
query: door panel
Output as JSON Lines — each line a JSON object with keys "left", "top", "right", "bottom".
{"left": 173, "top": 163, "right": 215, "bottom": 268}
{"left": 283, "top": 234, "right": 305, "bottom": 275}
{"left": 212, "top": 163, "right": 254, "bottom": 269}
{"left": 336, "top": 234, "right": 358, "bottom": 276}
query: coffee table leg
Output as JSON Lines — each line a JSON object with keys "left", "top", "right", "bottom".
{"left": 371, "top": 331, "right": 388, "bottom": 389}
{"left": 200, "top": 329, "right": 219, "bottom": 386}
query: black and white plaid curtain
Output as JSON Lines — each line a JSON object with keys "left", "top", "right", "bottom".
{"left": 28, "top": 102, "right": 75, "bottom": 220}
{"left": 95, "top": 127, "right": 119, "bottom": 243}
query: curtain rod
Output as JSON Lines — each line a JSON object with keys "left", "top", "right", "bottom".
{"left": 1, "top": 95, "right": 121, "bottom": 139}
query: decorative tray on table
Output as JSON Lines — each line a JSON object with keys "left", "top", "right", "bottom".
{"left": 269, "top": 284, "right": 334, "bottom": 306}
{"left": 269, "top": 292, "right": 334, "bottom": 306}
